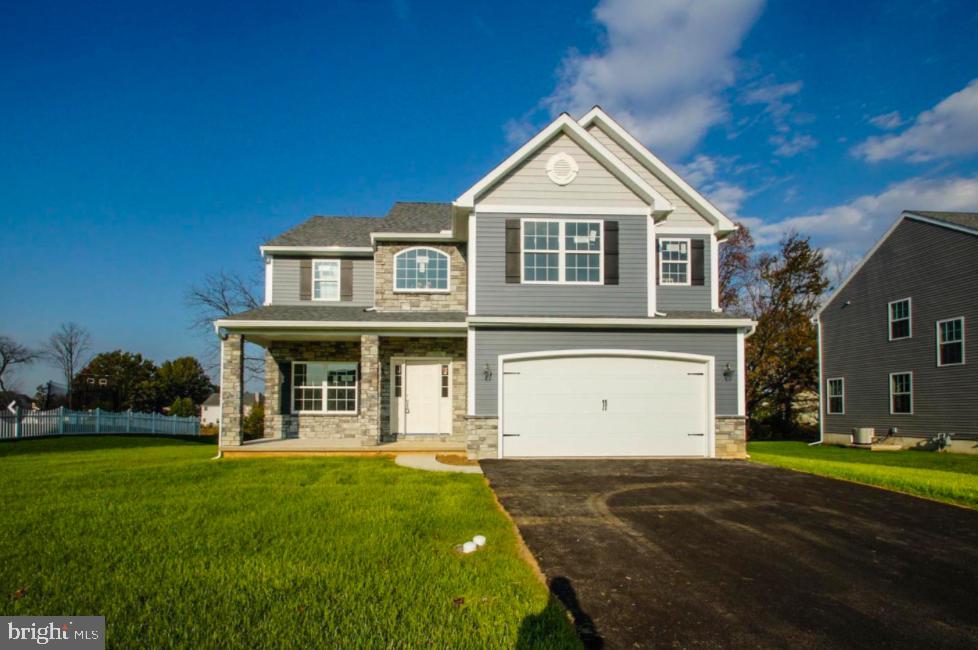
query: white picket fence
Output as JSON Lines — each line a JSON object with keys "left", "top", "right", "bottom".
{"left": 0, "top": 407, "right": 200, "bottom": 440}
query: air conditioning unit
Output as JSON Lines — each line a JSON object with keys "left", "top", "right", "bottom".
{"left": 852, "top": 427, "right": 874, "bottom": 445}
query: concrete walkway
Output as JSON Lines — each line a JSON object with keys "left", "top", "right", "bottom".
{"left": 395, "top": 454, "right": 483, "bottom": 474}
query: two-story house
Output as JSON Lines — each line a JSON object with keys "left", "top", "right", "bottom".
{"left": 818, "top": 210, "right": 978, "bottom": 454}
{"left": 215, "top": 108, "right": 755, "bottom": 459}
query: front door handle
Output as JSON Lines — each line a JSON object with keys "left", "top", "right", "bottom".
{"left": 405, "top": 400, "right": 410, "bottom": 414}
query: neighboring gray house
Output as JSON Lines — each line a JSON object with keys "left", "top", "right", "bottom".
{"left": 819, "top": 211, "right": 978, "bottom": 454}
{"left": 215, "top": 108, "right": 755, "bottom": 459}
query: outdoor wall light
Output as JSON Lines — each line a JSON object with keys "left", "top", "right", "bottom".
{"left": 483, "top": 364, "right": 493, "bottom": 381}
{"left": 722, "top": 363, "right": 734, "bottom": 381}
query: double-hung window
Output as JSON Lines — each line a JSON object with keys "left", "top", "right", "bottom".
{"left": 937, "top": 317, "right": 965, "bottom": 366}
{"left": 292, "top": 362, "right": 358, "bottom": 414}
{"left": 888, "top": 298, "right": 911, "bottom": 340}
{"left": 889, "top": 372, "right": 913, "bottom": 415}
{"left": 312, "top": 260, "right": 340, "bottom": 301}
{"left": 522, "top": 220, "right": 602, "bottom": 284}
{"left": 826, "top": 378, "right": 845, "bottom": 415}
{"left": 659, "top": 239, "right": 690, "bottom": 285}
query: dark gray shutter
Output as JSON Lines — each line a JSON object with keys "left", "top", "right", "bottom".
{"left": 340, "top": 259, "right": 354, "bottom": 301}
{"left": 299, "top": 259, "right": 312, "bottom": 300}
{"left": 278, "top": 360, "right": 291, "bottom": 415}
{"left": 655, "top": 239, "right": 661, "bottom": 285}
{"left": 505, "top": 219, "right": 521, "bottom": 284}
{"left": 603, "top": 221, "right": 619, "bottom": 285}
{"left": 691, "top": 239, "right": 705, "bottom": 286}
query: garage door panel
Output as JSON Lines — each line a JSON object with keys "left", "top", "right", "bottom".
{"left": 501, "top": 354, "right": 709, "bottom": 458}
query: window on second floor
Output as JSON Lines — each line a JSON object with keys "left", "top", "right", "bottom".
{"left": 312, "top": 260, "right": 340, "bottom": 301}
{"left": 826, "top": 378, "right": 844, "bottom": 414}
{"left": 888, "top": 298, "right": 911, "bottom": 340}
{"left": 394, "top": 247, "right": 450, "bottom": 292}
{"left": 522, "top": 219, "right": 602, "bottom": 284}
{"left": 937, "top": 317, "right": 965, "bottom": 366}
{"left": 659, "top": 239, "right": 690, "bottom": 285}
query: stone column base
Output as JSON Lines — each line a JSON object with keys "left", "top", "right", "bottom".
{"left": 466, "top": 416, "right": 498, "bottom": 460}
{"left": 715, "top": 416, "right": 747, "bottom": 458}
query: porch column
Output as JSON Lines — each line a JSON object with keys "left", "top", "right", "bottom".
{"left": 359, "top": 334, "right": 380, "bottom": 445}
{"left": 264, "top": 348, "right": 283, "bottom": 440}
{"left": 220, "top": 334, "right": 244, "bottom": 446}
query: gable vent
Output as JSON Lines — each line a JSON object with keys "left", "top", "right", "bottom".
{"left": 546, "top": 152, "right": 579, "bottom": 186}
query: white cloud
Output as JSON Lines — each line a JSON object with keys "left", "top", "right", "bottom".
{"left": 868, "top": 110, "right": 904, "bottom": 130}
{"left": 527, "top": 0, "right": 765, "bottom": 160}
{"left": 742, "top": 79, "right": 803, "bottom": 121}
{"left": 748, "top": 174, "right": 978, "bottom": 263}
{"left": 770, "top": 133, "right": 817, "bottom": 157}
{"left": 853, "top": 78, "right": 978, "bottom": 162}
{"left": 678, "top": 154, "right": 750, "bottom": 216}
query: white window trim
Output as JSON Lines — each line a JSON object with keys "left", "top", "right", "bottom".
{"left": 887, "top": 297, "right": 912, "bottom": 341}
{"left": 658, "top": 237, "right": 692, "bottom": 286}
{"left": 291, "top": 361, "right": 359, "bottom": 415}
{"left": 888, "top": 371, "right": 913, "bottom": 415}
{"left": 311, "top": 259, "right": 341, "bottom": 302}
{"left": 519, "top": 218, "right": 604, "bottom": 286}
{"left": 936, "top": 316, "right": 966, "bottom": 367}
{"left": 393, "top": 246, "right": 451, "bottom": 294}
{"left": 826, "top": 377, "right": 845, "bottom": 415}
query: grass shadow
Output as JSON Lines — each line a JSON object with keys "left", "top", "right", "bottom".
{"left": 518, "top": 576, "right": 601, "bottom": 649}
{"left": 0, "top": 434, "right": 216, "bottom": 457}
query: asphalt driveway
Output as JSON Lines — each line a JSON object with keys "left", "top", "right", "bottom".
{"left": 482, "top": 459, "right": 978, "bottom": 649}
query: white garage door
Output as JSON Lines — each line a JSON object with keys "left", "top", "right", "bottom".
{"left": 501, "top": 353, "right": 710, "bottom": 458}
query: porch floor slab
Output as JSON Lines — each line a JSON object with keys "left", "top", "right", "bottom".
{"left": 220, "top": 437, "right": 466, "bottom": 457}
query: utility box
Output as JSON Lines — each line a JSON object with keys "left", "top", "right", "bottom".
{"left": 852, "top": 427, "right": 874, "bottom": 445}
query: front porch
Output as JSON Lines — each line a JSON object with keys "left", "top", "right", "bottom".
{"left": 218, "top": 325, "right": 468, "bottom": 452}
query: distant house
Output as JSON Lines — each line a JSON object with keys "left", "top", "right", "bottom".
{"left": 200, "top": 392, "right": 263, "bottom": 427}
{"left": 818, "top": 211, "right": 978, "bottom": 453}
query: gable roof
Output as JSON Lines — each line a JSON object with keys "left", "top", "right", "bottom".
{"left": 578, "top": 107, "right": 737, "bottom": 234}
{"left": 454, "top": 113, "right": 673, "bottom": 213}
{"left": 263, "top": 202, "right": 452, "bottom": 248}
{"left": 818, "top": 209, "right": 978, "bottom": 316}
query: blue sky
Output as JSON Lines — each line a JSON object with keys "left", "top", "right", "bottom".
{"left": 2, "top": 0, "right": 978, "bottom": 393}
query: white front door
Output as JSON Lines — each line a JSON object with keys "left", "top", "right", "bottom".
{"left": 501, "top": 353, "right": 710, "bottom": 457}
{"left": 403, "top": 361, "right": 445, "bottom": 434}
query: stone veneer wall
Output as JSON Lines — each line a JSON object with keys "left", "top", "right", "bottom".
{"left": 715, "top": 416, "right": 747, "bottom": 459}
{"left": 220, "top": 334, "right": 244, "bottom": 446}
{"left": 263, "top": 336, "right": 380, "bottom": 445}
{"left": 373, "top": 242, "right": 467, "bottom": 311}
{"left": 466, "top": 416, "right": 499, "bottom": 460}
{"left": 378, "top": 337, "right": 467, "bottom": 442}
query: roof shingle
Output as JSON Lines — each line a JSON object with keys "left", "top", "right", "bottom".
{"left": 906, "top": 210, "right": 978, "bottom": 232}
{"left": 264, "top": 202, "right": 453, "bottom": 247}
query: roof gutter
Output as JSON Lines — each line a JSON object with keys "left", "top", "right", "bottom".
{"left": 259, "top": 245, "right": 374, "bottom": 256}
{"left": 466, "top": 316, "right": 757, "bottom": 331}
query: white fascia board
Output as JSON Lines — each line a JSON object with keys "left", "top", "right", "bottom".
{"left": 214, "top": 319, "right": 467, "bottom": 332}
{"left": 905, "top": 212, "right": 978, "bottom": 237}
{"left": 264, "top": 256, "right": 274, "bottom": 306}
{"left": 467, "top": 213, "right": 477, "bottom": 315}
{"left": 474, "top": 204, "right": 651, "bottom": 216}
{"left": 467, "top": 316, "right": 756, "bottom": 330}
{"left": 259, "top": 245, "right": 374, "bottom": 255}
{"left": 578, "top": 107, "right": 737, "bottom": 233}
{"left": 369, "top": 232, "right": 457, "bottom": 243}
{"left": 817, "top": 213, "right": 908, "bottom": 317}
{"left": 454, "top": 113, "right": 673, "bottom": 214}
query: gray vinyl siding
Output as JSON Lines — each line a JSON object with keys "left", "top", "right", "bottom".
{"left": 271, "top": 256, "right": 374, "bottom": 306}
{"left": 473, "top": 328, "right": 739, "bottom": 415}
{"left": 820, "top": 218, "right": 978, "bottom": 439}
{"left": 474, "top": 213, "right": 648, "bottom": 316}
{"left": 656, "top": 234, "right": 713, "bottom": 312}
{"left": 478, "top": 133, "right": 647, "bottom": 209}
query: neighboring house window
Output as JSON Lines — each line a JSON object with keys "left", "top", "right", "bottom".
{"left": 659, "top": 239, "right": 690, "bottom": 285}
{"left": 394, "top": 247, "right": 450, "bottom": 292}
{"left": 937, "top": 317, "right": 965, "bottom": 366}
{"left": 826, "top": 378, "right": 844, "bottom": 415}
{"left": 889, "top": 372, "right": 913, "bottom": 415}
{"left": 888, "top": 298, "right": 911, "bottom": 340}
{"left": 521, "top": 219, "right": 602, "bottom": 284}
{"left": 292, "top": 362, "right": 358, "bottom": 414}
{"left": 312, "top": 260, "right": 341, "bottom": 301}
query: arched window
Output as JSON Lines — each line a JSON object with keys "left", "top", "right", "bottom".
{"left": 394, "top": 247, "right": 450, "bottom": 292}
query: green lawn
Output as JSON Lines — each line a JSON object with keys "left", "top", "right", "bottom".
{"left": 748, "top": 441, "right": 978, "bottom": 509}
{"left": 0, "top": 436, "right": 578, "bottom": 649}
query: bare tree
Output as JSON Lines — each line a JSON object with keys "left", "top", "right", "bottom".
{"left": 41, "top": 322, "right": 92, "bottom": 408}
{"left": 185, "top": 270, "right": 264, "bottom": 380}
{"left": 0, "top": 336, "right": 39, "bottom": 392}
